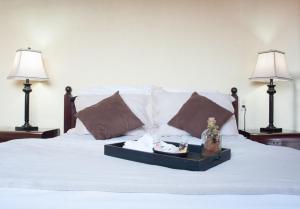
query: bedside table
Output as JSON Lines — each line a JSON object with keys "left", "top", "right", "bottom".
{"left": 0, "top": 128, "right": 60, "bottom": 143}
{"left": 239, "top": 129, "right": 300, "bottom": 150}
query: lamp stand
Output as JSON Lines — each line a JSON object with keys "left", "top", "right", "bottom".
{"left": 15, "top": 79, "right": 38, "bottom": 131}
{"left": 260, "top": 79, "right": 282, "bottom": 133}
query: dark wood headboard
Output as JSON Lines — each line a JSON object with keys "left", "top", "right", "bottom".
{"left": 63, "top": 86, "right": 239, "bottom": 133}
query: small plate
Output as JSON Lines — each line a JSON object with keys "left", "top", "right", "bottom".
{"left": 153, "top": 148, "right": 188, "bottom": 157}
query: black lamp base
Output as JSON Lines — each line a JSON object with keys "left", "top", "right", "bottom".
{"left": 16, "top": 79, "right": 39, "bottom": 132}
{"left": 260, "top": 126, "right": 282, "bottom": 133}
{"left": 15, "top": 123, "right": 38, "bottom": 131}
{"left": 260, "top": 79, "right": 282, "bottom": 134}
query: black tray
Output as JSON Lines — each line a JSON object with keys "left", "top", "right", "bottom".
{"left": 104, "top": 142, "right": 231, "bottom": 171}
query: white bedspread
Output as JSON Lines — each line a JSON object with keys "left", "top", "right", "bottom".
{"left": 1, "top": 189, "right": 300, "bottom": 209}
{"left": 0, "top": 134, "right": 299, "bottom": 195}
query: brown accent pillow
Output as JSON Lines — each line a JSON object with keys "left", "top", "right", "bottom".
{"left": 76, "top": 91, "right": 144, "bottom": 140}
{"left": 168, "top": 92, "right": 233, "bottom": 138}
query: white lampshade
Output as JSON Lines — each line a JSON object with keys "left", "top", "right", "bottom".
{"left": 250, "top": 50, "right": 292, "bottom": 81}
{"left": 7, "top": 48, "right": 48, "bottom": 81}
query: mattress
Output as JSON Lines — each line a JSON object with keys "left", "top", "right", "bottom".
{"left": 0, "top": 133, "right": 299, "bottom": 208}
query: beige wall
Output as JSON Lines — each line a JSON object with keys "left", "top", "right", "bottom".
{"left": 0, "top": 0, "right": 299, "bottom": 131}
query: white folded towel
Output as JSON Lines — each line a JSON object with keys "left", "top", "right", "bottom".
{"left": 123, "top": 133, "right": 154, "bottom": 152}
{"left": 123, "top": 134, "right": 180, "bottom": 153}
{"left": 155, "top": 141, "right": 179, "bottom": 153}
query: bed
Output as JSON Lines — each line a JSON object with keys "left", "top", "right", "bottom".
{"left": 0, "top": 86, "right": 299, "bottom": 209}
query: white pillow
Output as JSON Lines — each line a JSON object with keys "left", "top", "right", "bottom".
{"left": 151, "top": 87, "right": 238, "bottom": 136}
{"left": 73, "top": 90, "right": 152, "bottom": 136}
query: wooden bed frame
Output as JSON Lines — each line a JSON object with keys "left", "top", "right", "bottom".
{"left": 63, "top": 86, "right": 239, "bottom": 133}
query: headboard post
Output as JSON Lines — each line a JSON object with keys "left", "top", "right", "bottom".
{"left": 231, "top": 87, "right": 239, "bottom": 128}
{"left": 64, "top": 86, "right": 76, "bottom": 133}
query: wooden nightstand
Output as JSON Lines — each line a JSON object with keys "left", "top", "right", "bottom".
{"left": 0, "top": 128, "right": 60, "bottom": 143}
{"left": 239, "top": 129, "right": 300, "bottom": 150}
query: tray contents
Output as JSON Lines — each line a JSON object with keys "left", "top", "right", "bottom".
{"left": 105, "top": 141, "right": 231, "bottom": 171}
{"left": 123, "top": 133, "right": 188, "bottom": 155}
{"left": 153, "top": 140, "right": 188, "bottom": 157}
{"left": 122, "top": 134, "right": 154, "bottom": 152}
{"left": 201, "top": 117, "right": 222, "bottom": 157}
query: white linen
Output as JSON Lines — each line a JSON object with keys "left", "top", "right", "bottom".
{"left": 123, "top": 133, "right": 180, "bottom": 153}
{"left": 123, "top": 133, "right": 154, "bottom": 152}
{"left": 153, "top": 140, "right": 180, "bottom": 153}
{"left": 151, "top": 87, "right": 238, "bottom": 136}
{"left": 0, "top": 134, "right": 300, "bottom": 195}
{"left": 1, "top": 189, "right": 299, "bottom": 209}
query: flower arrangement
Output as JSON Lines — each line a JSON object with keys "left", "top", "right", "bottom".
{"left": 206, "top": 117, "right": 220, "bottom": 143}
{"left": 202, "top": 117, "right": 221, "bottom": 157}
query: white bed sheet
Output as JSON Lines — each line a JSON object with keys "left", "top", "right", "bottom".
{"left": 0, "top": 134, "right": 299, "bottom": 195}
{"left": 0, "top": 133, "right": 300, "bottom": 209}
{"left": 1, "top": 189, "right": 300, "bottom": 209}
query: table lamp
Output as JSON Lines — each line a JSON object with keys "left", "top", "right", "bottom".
{"left": 249, "top": 49, "right": 292, "bottom": 133}
{"left": 7, "top": 47, "right": 48, "bottom": 131}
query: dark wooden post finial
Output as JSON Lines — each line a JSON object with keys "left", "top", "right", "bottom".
{"left": 65, "top": 86, "right": 72, "bottom": 94}
{"left": 231, "top": 87, "right": 237, "bottom": 96}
